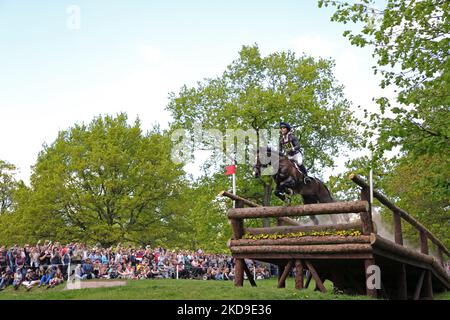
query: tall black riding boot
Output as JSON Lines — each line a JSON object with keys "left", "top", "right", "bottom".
{"left": 299, "top": 164, "right": 312, "bottom": 184}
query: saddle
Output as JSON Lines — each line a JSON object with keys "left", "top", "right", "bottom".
{"left": 289, "top": 159, "right": 312, "bottom": 184}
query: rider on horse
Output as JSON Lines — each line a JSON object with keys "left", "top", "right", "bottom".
{"left": 279, "top": 122, "right": 311, "bottom": 184}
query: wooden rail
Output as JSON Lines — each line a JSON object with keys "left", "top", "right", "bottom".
{"left": 221, "top": 190, "right": 373, "bottom": 293}
{"left": 219, "top": 182, "right": 449, "bottom": 299}
{"left": 227, "top": 201, "right": 369, "bottom": 219}
{"left": 350, "top": 173, "right": 450, "bottom": 300}
{"left": 219, "top": 191, "right": 301, "bottom": 226}
{"left": 349, "top": 174, "right": 450, "bottom": 261}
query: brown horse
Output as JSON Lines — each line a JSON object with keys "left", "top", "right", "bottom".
{"left": 254, "top": 147, "right": 338, "bottom": 225}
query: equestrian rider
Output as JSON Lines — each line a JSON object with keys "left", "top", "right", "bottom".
{"left": 279, "top": 122, "right": 311, "bottom": 184}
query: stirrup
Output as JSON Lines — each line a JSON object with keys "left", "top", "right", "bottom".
{"left": 303, "top": 176, "right": 312, "bottom": 184}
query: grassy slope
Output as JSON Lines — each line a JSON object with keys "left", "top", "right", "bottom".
{"left": 0, "top": 278, "right": 448, "bottom": 300}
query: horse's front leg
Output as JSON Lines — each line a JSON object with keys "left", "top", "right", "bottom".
{"left": 274, "top": 185, "right": 286, "bottom": 202}
{"left": 278, "top": 180, "right": 295, "bottom": 205}
{"left": 281, "top": 177, "right": 296, "bottom": 195}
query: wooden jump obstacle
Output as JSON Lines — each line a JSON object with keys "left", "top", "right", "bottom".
{"left": 220, "top": 174, "right": 450, "bottom": 300}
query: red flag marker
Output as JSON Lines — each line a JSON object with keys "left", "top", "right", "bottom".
{"left": 225, "top": 165, "right": 236, "bottom": 175}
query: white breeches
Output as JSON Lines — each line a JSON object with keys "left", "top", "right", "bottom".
{"left": 288, "top": 152, "right": 303, "bottom": 165}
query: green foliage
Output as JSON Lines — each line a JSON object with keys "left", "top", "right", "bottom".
{"left": 320, "top": 0, "right": 450, "bottom": 250}
{"left": 1, "top": 114, "right": 186, "bottom": 247}
{"left": 165, "top": 175, "right": 232, "bottom": 253}
{"left": 319, "top": 0, "right": 449, "bottom": 157}
{"left": 328, "top": 155, "right": 394, "bottom": 201}
{"left": 167, "top": 44, "right": 363, "bottom": 175}
{"left": 380, "top": 152, "right": 450, "bottom": 249}
{"left": 166, "top": 45, "right": 365, "bottom": 242}
{"left": 0, "top": 160, "right": 18, "bottom": 214}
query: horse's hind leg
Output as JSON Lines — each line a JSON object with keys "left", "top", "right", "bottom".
{"left": 310, "top": 216, "right": 319, "bottom": 225}
{"left": 330, "top": 215, "right": 339, "bottom": 225}
{"left": 302, "top": 195, "right": 320, "bottom": 225}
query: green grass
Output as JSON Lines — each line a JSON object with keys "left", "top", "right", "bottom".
{"left": 435, "top": 290, "right": 450, "bottom": 300}
{"left": 0, "top": 278, "right": 365, "bottom": 300}
{"left": 0, "top": 278, "right": 448, "bottom": 300}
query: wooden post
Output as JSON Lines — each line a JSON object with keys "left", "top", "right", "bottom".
{"left": 295, "top": 260, "right": 304, "bottom": 290}
{"left": 230, "top": 200, "right": 245, "bottom": 240}
{"left": 304, "top": 260, "right": 326, "bottom": 293}
{"left": 277, "top": 261, "right": 293, "bottom": 288}
{"left": 364, "top": 259, "right": 378, "bottom": 298}
{"left": 230, "top": 219, "right": 244, "bottom": 240}
{"left": 393, "top": 211, "right": 403, "bottom": 245}
{"left": 420, "top": 231, "right": 429, "bottom": 255}
{"left": 234, "top": 259, "right": 244, "bottom": 287}
{"left": 305, "top": 270, "right": 312, "bottom": 289}
{"left": 263, "top": 184, "right": 271, "bottom": 228}
{"left": 233, "top": 200, "right": 246, "bottom": 288}
{"left": 413, "top": 270, "right": 425, "bottom": 300}
{"left": 423, "top": 271, "right": 433, "bottom": 300}
{"left": 349, "top": 174, "right": 450, "bottom": 258}
{"left": 277, "top": 263, "right": 284, "bottom": 288}
{"left": 242, "top": 262, "right": 257, "bottom": 287}
{"left": 437, "top": 248, "right": 444, "bottom": 267}
{"left": 397, "top": 264, "right": 407, "bottom": 300}
{"left": 359, "top": 188, "right": 373, "bottom": 235}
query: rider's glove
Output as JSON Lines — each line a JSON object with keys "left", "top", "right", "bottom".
{"left": 288, "top": 148, "right": 296, "bottom": 156}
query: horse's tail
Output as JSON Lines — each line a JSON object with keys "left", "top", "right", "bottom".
{"left": 325, "top": 184, "right": 335, "bottom": 202}
{"left": 317, "top": 178, "right": 334, "bottom": 203}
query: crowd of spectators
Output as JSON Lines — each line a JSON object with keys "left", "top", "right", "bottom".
{"left": 0, "top": 241, "right": 271, "bottom": 291}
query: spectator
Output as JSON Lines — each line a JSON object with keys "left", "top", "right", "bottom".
{"left": 30, "top": 247, "right": 40, "bottom": 270}
{"left": 50, "top": 248, "right": 62, "bottom": 269}
{"left": 22, "top": 269, "right": 40, "bottom": 291}
{"left": 12, "top": 267, "right": 23, "bottom": 290}
{"left": 0, "top": 266, "right": 13, "bottom": 290}
{"left": 82, "top": 259, "right": 94, "bottom": 279}
{"left": 38, "top": 266, "right": 54, "bottom": 288}
{"left": 39, "top": 249, "right": 51, "bottom": 268}
{"left": 48, "top": 267, "right": 64, "bottom": 288}
{"left": 74, "top": 264, "right": 86, "bottom": 280}
{"left": 0, "top": 240, "right": 274, "bottom": 290}
{"left": 0, "top": 247, "right": 6, "bottom": 271}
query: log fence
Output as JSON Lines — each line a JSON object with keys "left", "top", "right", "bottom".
{"left": 219, "top": 173, "right": 450, "bottom": 300}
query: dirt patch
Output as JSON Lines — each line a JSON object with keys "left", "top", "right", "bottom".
{"left": 65, "top": 280, "right": 127, "bottom": 290}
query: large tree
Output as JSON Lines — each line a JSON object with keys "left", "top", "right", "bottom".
{"left": 0, "top": 160, "right": 18, "bottom": 215}
{"left": 319, "top": 0, "right": 449, "bottom": 157}
{"left": 320, "top": 0, "right": 449, "bottom": 246}
{"left": 167, "top": 44, "right": 363, "bottom": 208}
{"left": 17, "top": 113, "right": 185, "bottom": 246}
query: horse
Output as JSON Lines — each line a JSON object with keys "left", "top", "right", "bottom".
{"left": 254, "top": 146, "right": 340, "bottom": 225}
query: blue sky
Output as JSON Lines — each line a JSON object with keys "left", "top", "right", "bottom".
{"left": 0, "top": 0, "right": 389, "bottom": 183}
